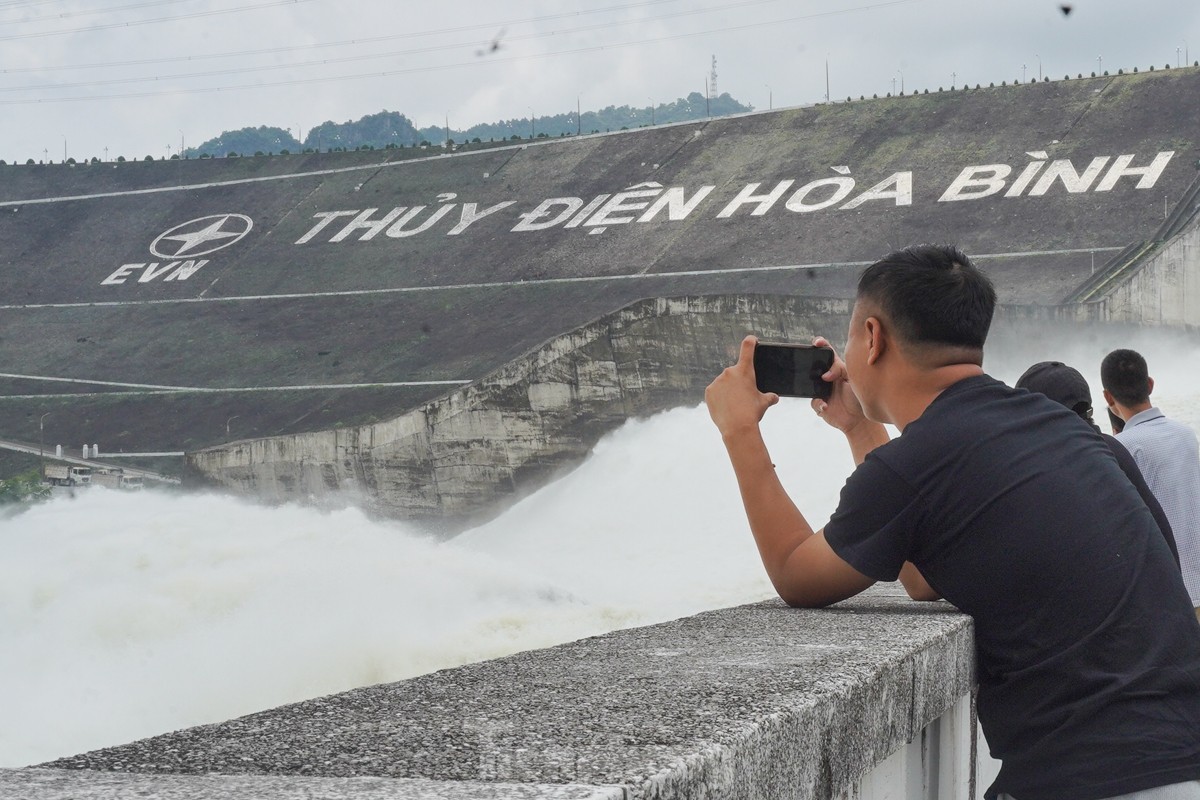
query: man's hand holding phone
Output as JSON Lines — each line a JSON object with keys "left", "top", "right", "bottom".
{"left": 808, "top": 336, "right": 891, "bottom": 465}
{"left": 705, "top": 335, "right": 779, "bottom": 438}
{"left": 807, "top": 335, "right": 865, "bottom": 433}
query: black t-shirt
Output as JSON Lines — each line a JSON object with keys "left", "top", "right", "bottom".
{"left": 824, "top": 375, "right": 1200, "bottom": 800}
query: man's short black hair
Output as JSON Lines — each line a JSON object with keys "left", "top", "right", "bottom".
{"left": 1100, "top": 348, "right": 1151, "bottom": 406}
{"left": 856, "top": 244, "right": 996, "bottom": 350}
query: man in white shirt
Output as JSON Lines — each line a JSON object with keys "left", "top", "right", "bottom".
{"left": 1102, "top": 348, "right": 1200, "bottom": 619}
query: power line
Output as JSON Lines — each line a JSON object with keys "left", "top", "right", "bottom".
{"left": 0, "top": 0, "right": 682, "bottom": 71}
{"left": 0, "top": 0, "right": 796, "bottom": 92}
{"left": 0, "top": 0, "right": 921, "bottom": 105}
{"left": 0, "top": 0, "right": 320, "bottom": 42}
{"left": 0, "top": 0, "right": 199, "bottom": 26}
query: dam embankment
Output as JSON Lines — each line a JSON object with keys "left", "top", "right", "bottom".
{"left": 2, "top": 68, "right": 1199, "bottom": 519}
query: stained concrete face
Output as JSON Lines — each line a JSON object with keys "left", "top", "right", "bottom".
{"left": 185, "top": 294, "right": 853, "bottom": 524}
{"left": 27, "top": 586, "right": 974, "bottom": 800}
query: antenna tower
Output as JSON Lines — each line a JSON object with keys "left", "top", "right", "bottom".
{"left": 709, "top": 55, "right": 718, "bottom": 99}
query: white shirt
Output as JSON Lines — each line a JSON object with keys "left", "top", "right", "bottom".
{"left": 1117, "top": 407, "right": 1200, "bottom": 606}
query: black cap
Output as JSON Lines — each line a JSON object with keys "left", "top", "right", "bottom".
{"left": 1016, "top": 361, "right": 1093, "bottom": 417}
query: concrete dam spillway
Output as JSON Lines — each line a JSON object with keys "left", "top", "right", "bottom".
{"left": 2, "top": 68, "right": 1199, "bottom": 525}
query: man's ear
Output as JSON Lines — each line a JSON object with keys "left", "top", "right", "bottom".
{"left": 864, "top": 316, "right": 886, "bottom": 365}
{"left": 1147, "top": 376, "right": 1155, "bottom": 397}
{"left": 1102, "top": 388, "right": 1115, "bottom": 409}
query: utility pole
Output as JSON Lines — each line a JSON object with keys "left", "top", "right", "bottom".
{"left": 764, "top": 83, "right": 772, "bottom": 110}
{"left": 445, "top": 113, "right": 450, "bottom": 147}
{"left": 825, "top": 59, "right": 830, "bottom": 102}
{"left": 39, "top": 412, "right": 50, "bottom": 480}
{"left": 527, "top": 107, "right": 534, "bottom": 139}
{"left": 1036, "top": 54, "right": 1042, "bottom": 80}
{"left": 577, "top": 95, "right": 581, "bottom": 135}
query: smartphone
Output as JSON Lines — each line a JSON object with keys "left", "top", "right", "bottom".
{"left": 753, "top": 342, "right": 835, "bottom": 399}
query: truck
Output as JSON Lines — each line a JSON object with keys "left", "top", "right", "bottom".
{"left": 91, "top": 469, "right": 144, "bottom": 490}
{"left": 43, "top": 464, "right": 92, "bottom": 486}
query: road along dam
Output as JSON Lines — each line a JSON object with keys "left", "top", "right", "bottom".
{"left": 1, "top": 68, "right": 1198, "bottom": 525}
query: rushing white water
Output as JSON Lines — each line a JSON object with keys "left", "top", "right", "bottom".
{"left": 2, "top": 325, "right": 1199, "bottom": 768}
{"left": 0, "top": 400, "right": 848, "bottom": 768}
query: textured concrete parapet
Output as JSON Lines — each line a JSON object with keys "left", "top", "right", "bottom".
{"left": 28, "top": 586, "right": 974, "bottom": 800}
{"left": 186, "top": 294, "right": 852, "bottom": 526}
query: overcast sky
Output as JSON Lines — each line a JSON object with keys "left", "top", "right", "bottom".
{"left": 2, "top": 0, "right": 1198, "bottom": 164}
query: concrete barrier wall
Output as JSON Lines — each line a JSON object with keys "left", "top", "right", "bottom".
{"left": 8, "top": 585, "right": 999, "bottom": 800}
{"left": 186, "top": 295, "right": 852, "bottom": 526}
{"left": 1066, "top": 212, "right": 1200, "bottom": 327}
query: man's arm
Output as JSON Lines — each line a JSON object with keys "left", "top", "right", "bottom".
{"left": 899, "top": 562, "right": 942, "bottom": 601}
{"left": 706, "top": 336, "right": 875, "bottom": 607}
{"left": 808, "top": 337, "right": 941, "bottom": 602}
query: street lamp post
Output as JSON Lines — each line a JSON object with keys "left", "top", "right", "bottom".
{"left": 1097, "top": 55, "right": 1102, "bottom": 74}
{"left": 1022, "top": 64, "right": 1027, "bottom": 83}
{"left": 226, "top": 415, "right": 239, "bottom": 436}
{"left": 528, "top": 107, "right": 535, "bottom": 139}
{"left": 1036, "top": 54, "right": 1042, "bottom": 81}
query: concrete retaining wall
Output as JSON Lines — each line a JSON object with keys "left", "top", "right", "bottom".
{"left": 1065, "top": 210, "right": 1200, "bottom": 327}
{"left": 7, "top": 585, "right": 992, "bottom": 799}
{"left": 186, "top": 295, "right": 852, "bottom": 527}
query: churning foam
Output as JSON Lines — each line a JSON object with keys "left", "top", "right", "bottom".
{"left": 3, "top": 325, "right": 1199, "bottom": 767}
{"left": 0, "top": 400, "right": 847, "bottom": 768}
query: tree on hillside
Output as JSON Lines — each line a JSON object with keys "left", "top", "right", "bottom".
{"left": 305, "top": 111, "right": 421, "bottom": 152}
{"left": 183, "top": 93, "right": 752, "bottom": 158}
{"left": 188, "top": 125, "right": 300, "bottom": 158}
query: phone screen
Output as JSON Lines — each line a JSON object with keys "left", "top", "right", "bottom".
{"left": 753, "top": 342, "right": 835, "bottom": 399}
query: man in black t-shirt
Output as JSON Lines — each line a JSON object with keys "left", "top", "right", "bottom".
{"left": 705, "top": 245, "right": 1200, "bottom": 800}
